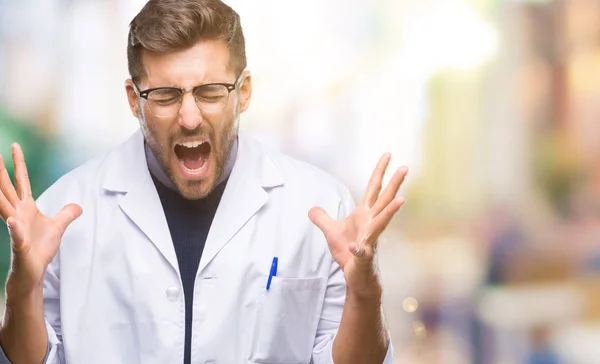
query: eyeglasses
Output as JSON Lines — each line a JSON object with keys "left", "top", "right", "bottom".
{"left": 132, "top": 74, "right": 244, "bottom": 118}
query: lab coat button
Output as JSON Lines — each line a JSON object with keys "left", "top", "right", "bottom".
{"left": 166, "top": 286, "right": 180, "bottom": 301}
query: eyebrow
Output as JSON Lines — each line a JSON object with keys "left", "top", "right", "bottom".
{"left": 145, "top": 84, "right": 181, "bottom": 89}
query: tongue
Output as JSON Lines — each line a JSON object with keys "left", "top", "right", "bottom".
{"left": 180, "top": 146, "right": 207, "bottom": 170}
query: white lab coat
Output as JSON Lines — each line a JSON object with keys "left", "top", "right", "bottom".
{"left": 26, "top": 130, "right": 393, "bottom": 363}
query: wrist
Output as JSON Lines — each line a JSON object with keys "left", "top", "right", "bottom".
{"left": 5, "top": 272, "right": 44, "bottom": 299}
{"left": 346, "top": 280, "right": 383, "bottom": 305}
{"left": 345, "top": 258, "right": 383, "bottom": 298}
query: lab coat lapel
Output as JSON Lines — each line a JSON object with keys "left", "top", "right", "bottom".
{"left": 198, "top": 133, "right": 283, "bottom": 274}
{"left": 102, "top": 131, "right": 180, "bottom": 275}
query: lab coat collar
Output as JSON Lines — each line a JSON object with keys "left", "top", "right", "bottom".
{"left": 101, "top": 129, "right": 284, "bottom": 276}
{"left": 199, "top": 131, "right": 283, "bottom": 274}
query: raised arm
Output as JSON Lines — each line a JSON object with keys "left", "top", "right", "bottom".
{"left": 0, "top": 144, "right": 82, "bottom": 364}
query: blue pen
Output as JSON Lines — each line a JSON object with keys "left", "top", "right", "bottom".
{"left": 266, "top": 257, "right": 278, "bottom": 290}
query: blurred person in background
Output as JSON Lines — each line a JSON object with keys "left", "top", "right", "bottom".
{"left": 0, "top": 0, "right": 408, "bottom": 363}
{"left": 525, "top": 326, "right": 560, "bottom": 364}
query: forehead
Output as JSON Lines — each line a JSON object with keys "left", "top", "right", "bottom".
{"left": 140, "top": 39, "right": 234, "bottom": 87}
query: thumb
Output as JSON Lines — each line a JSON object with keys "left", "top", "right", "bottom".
{"left": 309, "top": 207, "right": 335, "bottom": 236}
{"left": 7, "top": 216, "right": 25, "bottom": 251}
{"left": 53, "top": 204, "right": 83, "bottom": 233}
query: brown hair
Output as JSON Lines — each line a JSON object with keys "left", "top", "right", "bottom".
{"left": 127, "top": 0, "right": 246, "bottom": 82}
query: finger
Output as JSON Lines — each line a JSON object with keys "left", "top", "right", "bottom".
{"left": 371, "top": 166, "right": 408, "bottom": 216}
{"left": 0, "top": 190, "right": 16, "bottom": 222}
{"left": 372, "top": 197, "right": 405, "bottom": 236}
{"left": 360, "top": 153, "right": 391, "bottom": 208}
{"left": 0, "top": 153, "right": 19, "bottom": 207}
{"left": 12, "top": 143, "right": 32, "bottom": 200}
{"left": 308, "top": 207, "right": 335, "bottom": 237}
{"left": 53, "top": 204, "right": 83, "bottom": 233}
{"left": 7, "top": 216, "right": 25, "bottom": 251}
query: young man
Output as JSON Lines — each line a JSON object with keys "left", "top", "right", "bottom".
{"left": 0, "top": 1, "right": 407, "bottom": 363}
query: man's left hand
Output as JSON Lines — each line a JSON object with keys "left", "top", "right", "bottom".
{"left": 309, "top": 153, "right": 408, "bottom": 296}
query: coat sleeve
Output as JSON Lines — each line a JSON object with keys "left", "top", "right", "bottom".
{"left": 0, "top": 186, "right": 68, "bottom": 364}
{"left": 0, "top": 253, "right": 65, "bottom": 364}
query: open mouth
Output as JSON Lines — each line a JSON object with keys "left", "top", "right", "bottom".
{"left": 174, "top": 140, "right": 211, "bottom": 174}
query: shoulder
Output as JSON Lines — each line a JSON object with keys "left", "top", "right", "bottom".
{"left": 36, "top": 157, "right": 106, "bottom": 214}
{"left": 35, "top": 134, "right": 133, "bottom": 217}
{"left": 241, "top": 133, "right": 355, "bottom": 214}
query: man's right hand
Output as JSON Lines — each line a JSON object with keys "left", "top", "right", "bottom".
{"left": 0, "top": 143, "right": 82, "bottom": 292}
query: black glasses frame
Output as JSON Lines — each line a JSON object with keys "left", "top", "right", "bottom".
{"left": 132, "top": 82, "right": 237, "bottom": 100}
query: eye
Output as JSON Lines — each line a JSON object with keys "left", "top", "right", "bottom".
{"left": 195, "top": 85, "right": 228, "bottom": 102}
{"left": 148, "top": 89, "right": 181, "bottom": 104}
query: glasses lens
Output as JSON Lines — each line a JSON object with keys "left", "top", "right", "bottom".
{"left": 147, "top": 88, "right": 182, "bottom": 117}
{"left": 194, "top": 85, "right": 230, "bottom": 113}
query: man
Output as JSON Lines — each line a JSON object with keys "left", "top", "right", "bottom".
{"left": 0, "top": 1, "right": 408, "bottom": 363}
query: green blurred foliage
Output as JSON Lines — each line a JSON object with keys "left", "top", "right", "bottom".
{"left": 533, "top": 131, "right": 585, "bottom": 217}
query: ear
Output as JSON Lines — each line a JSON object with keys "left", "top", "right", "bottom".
{"left": 125, "top": 78, "right": 141, "bottom": 118}
{"left": 238, "top": 70, "right": 252, "bottom": 113}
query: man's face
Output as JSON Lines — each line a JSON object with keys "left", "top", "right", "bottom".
{"left": 125, "top": 40, "right": 252, "bottom": 200}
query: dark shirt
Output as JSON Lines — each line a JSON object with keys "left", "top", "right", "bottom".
{"left": 151, "top": 174, "right": 227, "bottom": 364}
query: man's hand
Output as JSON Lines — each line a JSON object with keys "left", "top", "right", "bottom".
{"left": 309, "top": 153, "right": 407, "bottom": 295}
{"left": 0, "top": 143, "right": 82, "bottom": 291}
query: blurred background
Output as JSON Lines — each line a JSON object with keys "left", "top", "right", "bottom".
{"left": 1, "top": 0, "right": 600, "bottom": 362}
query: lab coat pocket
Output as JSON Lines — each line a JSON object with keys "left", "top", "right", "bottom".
{"left": 250, "top": 276, "right": 327, "bottom": 364}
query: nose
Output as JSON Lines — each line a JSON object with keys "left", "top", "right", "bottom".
{"left": 177, "top": 91, "right": 203, "bottom": 130}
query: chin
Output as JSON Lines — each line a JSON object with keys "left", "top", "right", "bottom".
{"left": 176, "top": 175, "right": 217, "bottom": 200}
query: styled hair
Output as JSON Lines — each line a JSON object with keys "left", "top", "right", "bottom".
{"left": 127, "top": 0, "right": 246, "bottom": 82}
